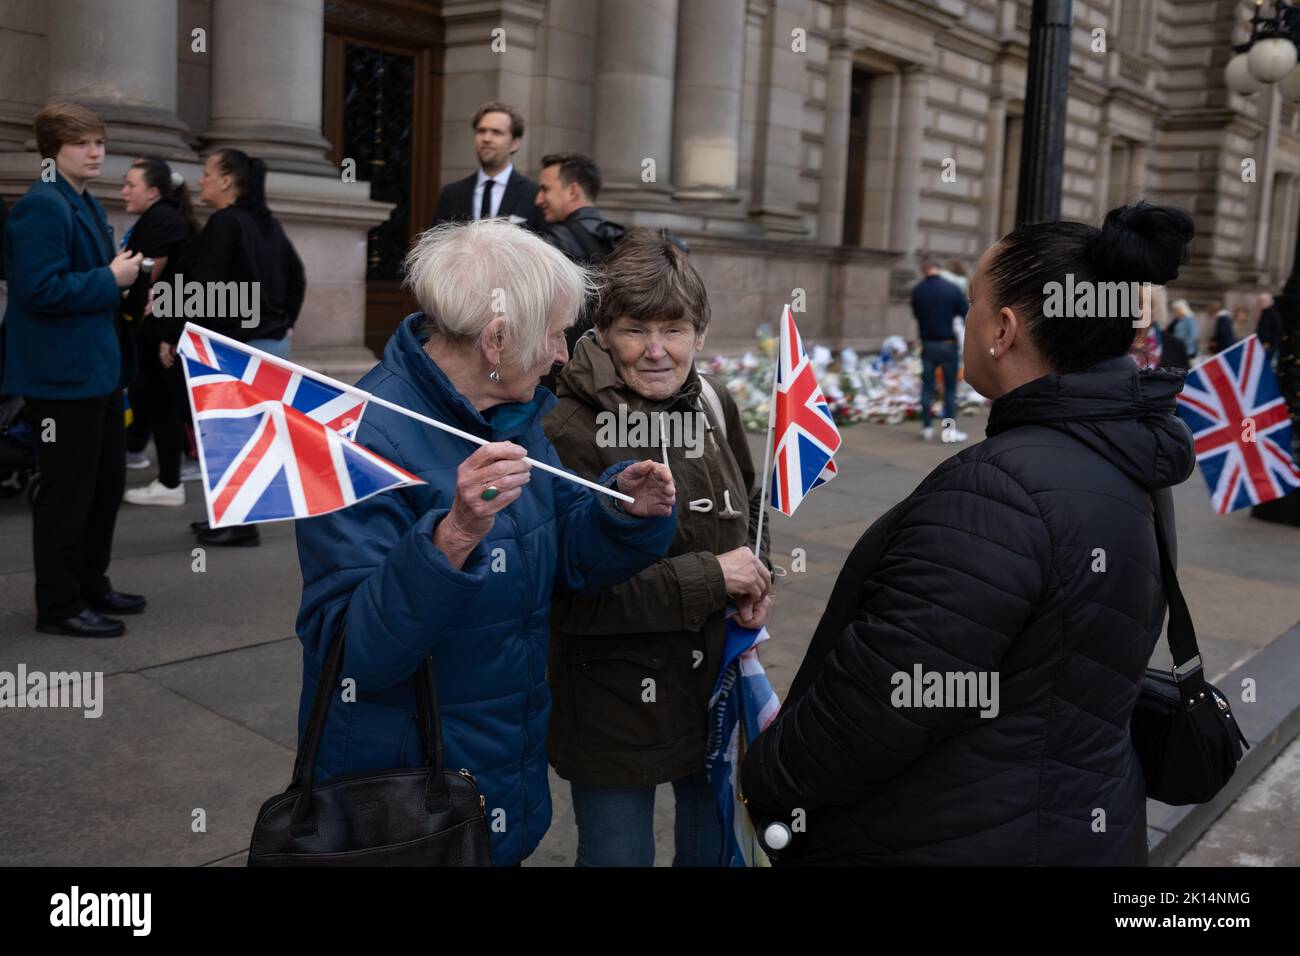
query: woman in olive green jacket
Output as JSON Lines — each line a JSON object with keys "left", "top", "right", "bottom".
{"left": 543, "top": 229, "right": 772, "bottom": 867}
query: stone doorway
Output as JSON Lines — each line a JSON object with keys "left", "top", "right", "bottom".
{"left": 322, "top": 1, "right": 442, "bottom": 358}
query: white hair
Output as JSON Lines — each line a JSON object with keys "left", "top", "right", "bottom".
{"left": 403, "top": 219, "right": 596, "bottom": 370}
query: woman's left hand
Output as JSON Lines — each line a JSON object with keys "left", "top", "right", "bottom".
{"left": 616, "top": 460, "right": 676, "bottom": 517}
{"left": 734, "top": 594, "right": 772, "bottom": 630}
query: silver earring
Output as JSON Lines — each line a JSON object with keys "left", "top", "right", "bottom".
{"left": 988, "top": 347, "right": 996, "bottom": 357}
{"left": 489, "top": 365, "right": 501, "bottom": 383}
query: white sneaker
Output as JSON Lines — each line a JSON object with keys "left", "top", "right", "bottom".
{"left": 126, "top": 451, "right": 151, "bottom": 470}
{"left": 180, "top": 460, "right": 202, "bottom": 482}
{"left": 920, "top": 426, "right": 934, "bottom": 441}
{"left": 125, "top": 479, "right": 186, "bottom": 507}
{"left": 942, "top": 428, "right": 969, "bottom": 444}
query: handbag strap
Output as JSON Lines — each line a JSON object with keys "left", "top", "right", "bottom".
{"left": 1149, "top": 493, "right": 1209, "bottom": 701}
{"left": 288, "top": 625, "right": 447, "bottom": 835}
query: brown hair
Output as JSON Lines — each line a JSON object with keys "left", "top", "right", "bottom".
{"left": 541, "top": 152, "right": 601, "bottom": 200}
{"left": 471, "top": 102, "right": 525, "bottom": 140}
{"left": 595, "top": 228, "right": 710, "bottom": 335}
{"left": 33, "top": 102, "right": 106, "bottom": 160}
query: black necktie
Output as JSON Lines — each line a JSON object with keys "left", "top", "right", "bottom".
{"left": 479, "top": 179, "right": 494, "bottom": 220}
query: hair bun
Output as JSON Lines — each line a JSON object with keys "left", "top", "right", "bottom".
{"left": 1089, "top": 200, "right": 1194, "bottom": 285}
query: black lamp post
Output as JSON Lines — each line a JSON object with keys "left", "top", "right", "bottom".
{"left": 1224, "top": 1, "right": 1300, "bottom": 523}
{"left": 1016, "top": 0, "right": 1073, "bottom": 226}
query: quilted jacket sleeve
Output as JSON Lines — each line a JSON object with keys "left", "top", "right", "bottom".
{"left": 547, "top": 441, "right": 679, "bottom": 596}
{"left": 294, "top": 424, "right": 498, "bottom": 692}
{"left": 741, "top": 456, "right": 1052, "bottom": 814}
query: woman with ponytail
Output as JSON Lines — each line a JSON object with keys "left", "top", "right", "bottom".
{"left": 174, "top": 148, "right": 306, "bottom": 545}
{"left": 170, "top": 148, "right": 305, "bottom": 359}
{"left": 741, "top": 202, "right": 1199, "bottom": 866}
{"left": 120, "top": 157, "right": 197, "bottom": 507}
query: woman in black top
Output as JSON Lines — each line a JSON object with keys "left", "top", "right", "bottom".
{"left": 120, "top": 157, "right": 197, "bottom": 506}
{"left": 175, "top": 149, "right": 306, "bottom": 546}
{"left": 168, "top": 148, "right": 305, "bottom": 355}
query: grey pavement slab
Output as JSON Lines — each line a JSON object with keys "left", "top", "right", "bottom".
{"left": 141, "top": 638, "right": 304, "bottom": 751}
{"left": 0, "top": 672, "right": 292, "bottom": 866}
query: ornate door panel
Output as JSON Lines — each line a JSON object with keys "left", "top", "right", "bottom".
{"left": 323, "top": 1, "right": 442, "bottom": 357}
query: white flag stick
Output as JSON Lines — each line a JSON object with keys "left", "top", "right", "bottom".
{"left": 184, "top": 323, "right": 634, "bottom": 504}
{"left": 660, "top": 412, "right": 671, "bottom": 470}
{"left": 752, "top": 307, "right": 785, "bottom": 555}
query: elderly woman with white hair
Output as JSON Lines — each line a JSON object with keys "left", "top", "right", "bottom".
{"left": 293, "top": 219, "right": 678, "bottom": 866}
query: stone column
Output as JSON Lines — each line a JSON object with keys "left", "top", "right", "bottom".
{"left": 889, "top": 65, "right": 927, "bottom": 262}
{"left": 1278, "top": 174, "right": 1300, "bottom": 281}
{"left": 1093, "top": 132, "right": 1113, "bottom": 222}
{"left": 981, "top": 94, "right": 1009, "bottom": 249}
{"left": 45, "top": 0, "right": 195, "bottom": 158}
{"left": 593, "top": 0, "right": 679, "bottom": 196}
{"left": 202, "top": 0, "right": 333, "bottom": 173}
{"left": 1128, "top": 143, "right": 1149, "bottom": 198}
{"left": 0, "top": 0, "right": 48, "bottom": 150}
{"left": 672, "top": 0, "right": 746, "bottom": 200}
{"left": 817, "top": 41, "right": 854, "bottom": 245}
{"left": 748, "top": 0, "right": 810, "bottom": 234}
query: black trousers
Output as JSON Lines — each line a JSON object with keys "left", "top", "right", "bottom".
{"left": 24, "top": 392, "right": 126, "bottom": 620}
{"left": 126, "top": 323, "right": 186, "bottom": 487}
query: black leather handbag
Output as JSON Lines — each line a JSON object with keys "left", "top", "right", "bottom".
{"left": 1131, "top": 497, "right": 1249, "bottom": 806}
{"left": 247, "top": 629, "right": 492, "bottom": 866}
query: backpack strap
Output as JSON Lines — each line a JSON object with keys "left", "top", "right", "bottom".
{"left": 698, "top": 376, "right": 728, "bottom": 442}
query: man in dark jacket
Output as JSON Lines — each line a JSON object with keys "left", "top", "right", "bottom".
{"left": 1, "top": 103, "right": 148, "bottom": 637}
{"left": 911, "top": 259, "right": 969, "bottom": 442}
{"left": 536, "top": 152, "right": 625, "bottom": 265}
{"left": 430, "top": 102, "right": 544, "bottom": 231}
{"left": 534, "top": 152, "right": 625, "bottom": 395}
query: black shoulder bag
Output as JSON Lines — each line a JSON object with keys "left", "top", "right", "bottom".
{"left": 1131, "top": 496, "right": 1249, "bottom": 806}
{"left": 247, "top": 628, "right": 492, "bottom": 865}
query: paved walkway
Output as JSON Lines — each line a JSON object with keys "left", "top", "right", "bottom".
{"left": 1, "top": 407, "right": 1296, "bottom": 865}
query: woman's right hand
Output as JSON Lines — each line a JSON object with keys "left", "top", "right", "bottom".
{"left": 110, "top": 250, "right": 144, "bottom": 288}
{"left": 159, "top": 341, "right": 176, "bottom": 369}
{"left": 716, "top": 546, "right": 772, "bottom": 605}
{"left": 433, "top": 442, "right": 532, "bottom": 568}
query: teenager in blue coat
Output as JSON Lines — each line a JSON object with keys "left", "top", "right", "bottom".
{"left": 295, "top": 220, "right": 678, "bottom": 865}
{"left": 0, "top": 103, "right": 147, "bottom": 637}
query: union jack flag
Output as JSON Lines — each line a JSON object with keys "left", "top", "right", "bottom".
{"left": 1176, "top": 334, "right": 1300, "bottom": 514}
{"left": 178, "top": 324, "right": 422, "bottom": 528}
{"left": 770, "top": 305, "right": 842, "bottom": 515}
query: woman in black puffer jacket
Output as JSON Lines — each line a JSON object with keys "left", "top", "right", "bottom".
{"left": 741, "top": 201, "right": 1197, "bottom": 865}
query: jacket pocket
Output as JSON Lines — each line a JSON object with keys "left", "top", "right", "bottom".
{"left": 570, "top": 639, "right": 698, "bottom": 753}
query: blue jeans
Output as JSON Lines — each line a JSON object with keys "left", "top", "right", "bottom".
{"left": 571, "top": 773, "right": 725, "bottom": 867}
{"left": 920, "top": 339, "right": 959, "bottom": 427}
{"left": 245, "top": 335, "right": 290, "bottom": 360}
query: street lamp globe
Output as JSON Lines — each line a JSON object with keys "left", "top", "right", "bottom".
{"left": 1281, "top": 63, "right": 1300, "bottom": 100}
{"left": 1248, "top": 36, "right": 1299, "bottom": 83}
{"left": 1227, "top": 51, "right": 1266, "bottom": 94}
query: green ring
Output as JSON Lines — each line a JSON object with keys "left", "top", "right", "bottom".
{"left": 481, "top": 486, "right": 500, "bottom": 501}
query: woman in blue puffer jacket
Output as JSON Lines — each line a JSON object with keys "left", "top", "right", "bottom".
{"left": 294, "top": 220, "right": 678, "bottom": 865}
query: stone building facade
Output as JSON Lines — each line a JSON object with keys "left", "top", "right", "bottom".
{"left": 0, "top": 0, "right": 1287, "bottom": 368}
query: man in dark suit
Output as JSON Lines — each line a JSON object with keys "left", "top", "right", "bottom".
{"left": 1, "top": 103, "right": 147, "bottom": 637}
{"left": 431, "top": 102, "right": 544, "bottom": 231}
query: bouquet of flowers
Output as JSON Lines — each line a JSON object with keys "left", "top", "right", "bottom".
{"left": 698, "top": 331, "right": 988, "bottom": 433}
